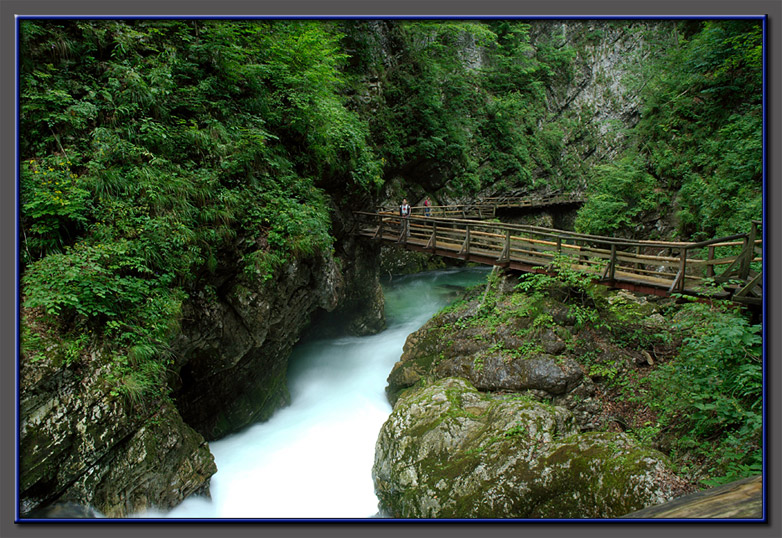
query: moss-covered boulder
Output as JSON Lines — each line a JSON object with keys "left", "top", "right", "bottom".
{"left": 373, "top": 377, "right": 681, "bottom": 519}
{"left": 385, "top": 274, "right": 594, "bottom": 406}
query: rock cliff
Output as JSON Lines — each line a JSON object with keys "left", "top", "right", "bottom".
{"left": 19, "top": 347, "right": 216, "bottom": 517}
{"left": 171, "top": 249, "right": 344, "bottom": 441}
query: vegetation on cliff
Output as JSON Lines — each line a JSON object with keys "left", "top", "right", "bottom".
{"left": 574, "top": 20, "right": 763, "bottom": 240}
{"left": 384, "top": 264, "right": 762, "bottom": 493}
{"left": 19, "top": 20, "right": 381, "bottom": 405}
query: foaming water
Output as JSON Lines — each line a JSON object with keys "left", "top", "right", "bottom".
{"left": 139, "top": 267, "right": 489, "bottom": 520}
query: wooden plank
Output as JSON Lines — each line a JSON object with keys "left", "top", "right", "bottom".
{"left": 734, "top": 272, "right": 763, "bottom": 298}
{"left": 621, "top": 476, "right": 762, "bottom": 519}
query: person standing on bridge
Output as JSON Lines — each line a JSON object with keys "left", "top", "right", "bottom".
{"left": 400, "top": 198, "right": 411, "bottom": 237}
{"left": 424, "top": 196, "right": 431, "bottom": 217}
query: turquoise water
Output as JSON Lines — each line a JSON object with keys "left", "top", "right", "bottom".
{"left": 141, "top": 267, "right": 490, "bottom": 519}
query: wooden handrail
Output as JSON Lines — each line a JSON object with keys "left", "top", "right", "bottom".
{"left": 354, "top": 211, "right": 752, "bottom": 252}
{"left": 352, "top": 210, "right": 763, "bottom": 305}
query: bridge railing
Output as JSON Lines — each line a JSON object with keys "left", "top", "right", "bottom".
{"left": 375, "top": 194, "right": 585, "bottom": 220}
{"left": 353, "top": 211, "right": 762, "bottom": 303}
{"left": 375, "top": 205, "right": 497, "bottom": 219}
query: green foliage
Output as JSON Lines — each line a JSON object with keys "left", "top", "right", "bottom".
{"left": 503, "top": 422, "right": 528, "bottom": 438}
{"left": 19, "top": 19, "right": 384, "bottom": 403}
{"left": 516, "top": 254, "right": 603, "bottom": 308}
{"left": 237, "top": 177, "right": 333, "bottom": 281}
{"left": 574, "top": 155, "right": 663, "bottom": 237}
{"left": 634, "top": 300, "right": 762, "bottom": 485}
{"left": 20, "top": 156, "right": 90, "bottom": 263}
{"left": 575, "top": 20, "right": 762, "bottom": 240}
{"left": 346, "top": 20, "right": 579, "bottom": 195}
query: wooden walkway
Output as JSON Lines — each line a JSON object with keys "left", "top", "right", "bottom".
{"left": 376, "top": 193, "right": 584, "bottom": 220}
{"left": 353, "top": 212, "right": 763, "bottom": 305}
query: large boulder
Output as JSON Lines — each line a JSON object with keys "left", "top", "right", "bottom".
{"left": 373, "top": 377, "right": 682, "bottom": 519}
{"left": 385, "top": 281, "right": 592, "bottom": 407}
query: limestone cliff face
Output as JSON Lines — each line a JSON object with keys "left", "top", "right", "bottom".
{"left": 19, "top": 349, "right": 216, "bottom": 517}
{"left": 170, "top": 249, "right": 345, "bottom": 441}
{"left": 531, "top": 20, "right": 656, "bottom": 170}
{"left": 370, "top": 20, "right": 664, "bottom": 205}
{"left": 170, "top": 234, "right": 389, "bottom": 441}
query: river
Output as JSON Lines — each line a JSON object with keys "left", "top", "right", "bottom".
{"left": 139, "top": 266, "right": 490, "bottom": 520}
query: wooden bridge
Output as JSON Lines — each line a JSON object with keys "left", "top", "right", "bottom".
{"left": 353, "top": 210, "right": 763, "bottom": 306}
{"left": 376, "top": 193, "right": 584, "bottom": 220}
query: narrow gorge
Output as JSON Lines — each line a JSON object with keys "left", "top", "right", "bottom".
{"left": 17, "top": 18, "right": 763, "bottom": 519}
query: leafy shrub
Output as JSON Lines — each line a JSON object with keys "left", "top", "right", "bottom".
{"left": 639, "top": 299, "right": 762, "bottom": 485}
{"left": 20, "top": 157, "right": 90, "bottom": 264}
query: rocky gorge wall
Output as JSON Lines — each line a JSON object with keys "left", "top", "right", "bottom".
{"left": 19, "top": 347, "right": 216, "bottom": 517}
{"left": 366, "top": 20, "right": 664, "bottom": 210}
{"left": 19, "top": 227, "right": 387, "bottom": 517}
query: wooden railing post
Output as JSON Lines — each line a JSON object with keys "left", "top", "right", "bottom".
{"left": 679, "top": 247, "right": 687, "bottom": 293}
{"left": 741, "top": 224, "right": 758, "bottom": 280}
{"left": 739, "top": 236, "right": 750, "bottom": 279}
{"left": 602, "top": 244, "right": 617, "bottom": 281}
{"left": 460, "top": 225, "right": 471, "bottom": 257}
{"left": 609, "top": 244, "right": 617, "bottom": 281}
{"left": 497, "top": 229, "right": 511, "bottom": 263}
{"left": 426, "top": 221, "right": 438, "bottom": 250}
{"left": 707, "top": 245, "right": 715, "bottom": 278}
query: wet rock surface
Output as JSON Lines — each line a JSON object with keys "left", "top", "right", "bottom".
{"left": 19, "top": 353, "right": 216, "bottom": 518}
{"left": 373, "top": 377, "right": 681, "bottom": 518}
{"left": 375, "top": 270, "right": 691, "bottom": 518}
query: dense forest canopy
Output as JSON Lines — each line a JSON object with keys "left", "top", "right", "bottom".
{"left": 18, "top": 18, "right": 763, "bottom": 489}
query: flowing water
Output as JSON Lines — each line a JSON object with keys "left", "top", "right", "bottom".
{"left": 140, "top": 267, "right": 490, "bottom": 520}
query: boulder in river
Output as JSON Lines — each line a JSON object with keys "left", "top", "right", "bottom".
{"left": 373, "top": 377, "right": 682, "bottom": 519}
